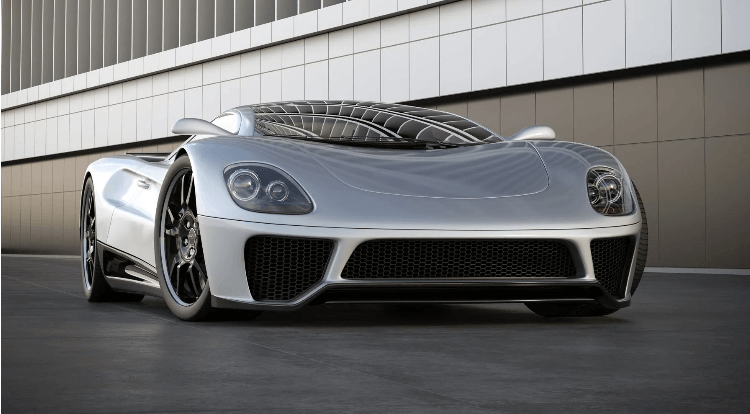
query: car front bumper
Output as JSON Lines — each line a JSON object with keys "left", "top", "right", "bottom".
{"left": 198, "top": 215, "right": 642, "bottom": 311}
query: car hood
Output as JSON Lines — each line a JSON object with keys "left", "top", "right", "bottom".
{"left": 296, "top": 141, "right": 548, "bottom": 199}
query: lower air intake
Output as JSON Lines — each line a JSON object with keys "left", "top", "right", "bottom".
{"left": 341, "top": 239, "right": 577, "bottom": 279}
{"left": 590, "top": 237, "right": 632, "bottom": 299}
{"left": 244, "top": 236, "right": 334, "bottom": 301}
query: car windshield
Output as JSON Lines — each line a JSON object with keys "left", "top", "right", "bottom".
{"left": 252, "top": 115, "right": 493, "bottom": 148}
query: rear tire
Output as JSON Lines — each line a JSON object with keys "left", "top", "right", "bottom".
{"left": 81, "top": 178, "right": 144, "bottom": 303}
{"left": 525, "top": 184, "right": 648, "bottom": 317}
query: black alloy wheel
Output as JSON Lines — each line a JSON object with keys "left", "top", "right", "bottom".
{"left": 81, "top": 178, "right": 143, "bottom": 302}
{"left": 161, "top": 167, "right": 208, "bottom": 306}
{"left": 155, "top": 156, "right": 218, "bottom": 321}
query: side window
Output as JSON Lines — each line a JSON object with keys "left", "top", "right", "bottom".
{"left": 211, "top": 113, "right": 240, "bottom": 134}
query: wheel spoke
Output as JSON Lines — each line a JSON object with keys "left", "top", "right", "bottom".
{"left": 186, "top": 175, "right": 194, "bottom": 207}
{"left": 166, "top": 206, "right": 175, "bottom": 224}
{"left": 180, "top": 174, "right": 185, "bottom": 205}
{"left": 172, "top": 261, "right": 183, "bottom": 296}
{"left": 165, "top": 226, "right": 178, "bottom": 237}
{"left": 188, "top": 265, "right": 200, "bottom": 298}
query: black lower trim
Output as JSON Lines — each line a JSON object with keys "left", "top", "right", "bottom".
{"left": 96, "top": 241, "right": 162, "bottom": 297}
{"left": 211, "top": 280, "right": 630, "bottom": 312}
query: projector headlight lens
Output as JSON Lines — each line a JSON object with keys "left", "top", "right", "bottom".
{"left": 587, "top": 167, "right": 634, "bottom": 216}
{"left": 228, "top": 170, "right": 261, "bottom": 201}
{"left": 224, "top": 163, "right": 313, "bottom": 214}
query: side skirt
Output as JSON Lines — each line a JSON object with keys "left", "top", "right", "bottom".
{"left": 97, "top": 241, "right": 163, "bottom": 298}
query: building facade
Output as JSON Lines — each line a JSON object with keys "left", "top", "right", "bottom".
{"left": 1, "top": 0, "right": 749, "bottom": 269}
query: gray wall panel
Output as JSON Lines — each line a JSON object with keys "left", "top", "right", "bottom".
{"left": 40, "top": 0, "right": 53, "bottom": 81}
{"left": 132, "top": 0, "right": 147, "bottom": 59}
{"left": 147, "top": 0, "right": 163, "bottom": 55}
{"left": 255, "top": 0, "right": 274, "bottom": 26}
{"left": 179, "top": 0, "right": 196, "bottom": 46}
{"left": 163, "top": 0, "right": 179, "bottom": 50}
{"left": 90, "top": 0, "right": 103, "bottom": 70}
{"left": 64, "top": 0, "right": 77, "bottom": 76}
{"left": 196, "top": 0, "right": 214, "bottom": 41}
{"left": 52, "top": 0, "right": 64, "bottom": 79}
{"left": 103, "top": 0, "right": 117, "bottom": 67}
{"left": 234, "top": 0, "right": 253, "bottom": 31}
{"left": 1, "top": 0, "right": 10, "bottom": 93}
{"left": 118, "top": 0, "right": 132, "bottom": 63}
{"left": 30, "top": 0, "right": 42, "bottom": 86}
{"left": 20, "top": 0, "right": 31, "bottom": 88}
{"left": 77, "top": 0, "right": 90, "bottom": 74}
{"left": 215, "top": 0, "right": 232, "bottom": 36}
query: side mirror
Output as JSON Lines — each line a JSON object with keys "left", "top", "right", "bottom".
{"left": 505, "top": 126, "right": 556, "bottom": 141}
{"left": 171, "top": 118, "right": 232, "bottom": 136}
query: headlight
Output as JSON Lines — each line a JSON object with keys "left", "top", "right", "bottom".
{"left": 224, "top": 163, "right": 313, "bottom": 214}
{"left": 586, "top": 167, "right": 634, "bottom": 216}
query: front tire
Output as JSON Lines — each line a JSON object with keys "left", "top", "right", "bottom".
{"left": 154, "top": 156, "right": 213, "bottom": 321}
{"left": 525, "top": 184, "right": 649, "bottom": 317}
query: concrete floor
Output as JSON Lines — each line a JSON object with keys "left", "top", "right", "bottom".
{"left": 2, "top": 256, "right": 749, "bottom": 413}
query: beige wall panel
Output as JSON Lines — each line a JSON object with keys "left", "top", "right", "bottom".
{"left": 142, "top": 144, "right": 160, "bottom": 153}
{"left": 536, "top": 88, "right": 574, "bottom": 142}
{"left": 704, "top": 61, "right": 750, "bottom": 138}
{"left": 157, "top": 143, "right": 175, "bottom": 152}
{"left": 598, "top": 146, "right": 613, "bottom": 155}
{"left": 658, "top": 139, "right": 706, "bottom": 267}
{"left": 573, "top": 82, "right": 613, "bottom": 147}
{"left": 40, "top": 193, "right": 53, "bottom": 253}
{"left": 63, "top": 192, "right": 78, "bottom": 254}
{"left": 41, "top": 160, "right": 53, "bottom": 193}
{"left": 30, "top": 194, "right": 42, "bottom": 252}
{"left": 64, "top": 157, "right": 77, "bottom": 192}
{"left": 705, "top": 135, "right": 750, "bottom": 268}
{"left": 51, "top": 193, "right": 65, "bottom": 254}
{"left": 436, "top": 102, "right": 468, "bottom": 117}
{"left": 467, "top": 98, "right": 501, "bottom": 134}
{"left": 76, "top": 156, "right": 90, "bottom": 189}
{"left": 21, "top": 163, "right": 32, "bottom": 195}
{"left": 2, "top": 166, "right": 11, "bottom": 197}
{"left": 2, "top": 195, "right": 12, "bottom": 248}
{"left": 10, "top": 196, "right": 21, "bottom": 253}
{"left": 20, "top": 195, "right": 30, "bottom": 252}
{"left": 52, "top": 159, "right": 65, "bottom": 193}
{"left": 614, "top": 76, "right": 657, "bottom": 145}
{"left": 11, "top": 165, "right": 22, "bottom": 196}
{"left": 88, "top": 153, "right": 101, "bottom": 165}
{"left": 76, "top": 190, "right": 82, "bottom": 229}
{"left": 31, "top": 162, "right": 42, "bottom": 194}
{"left": 500, "top": 93, "right": 536, "bottom": 138}
{"left": 614, "top": 143, "right": 660, "bottom": 266}
{"left": 657, "top": 69, "right": 704, "bottom": 141}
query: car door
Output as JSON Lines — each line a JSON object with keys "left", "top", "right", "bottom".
{"left": 106, "top": 159, "right": 171, "bottom": 269}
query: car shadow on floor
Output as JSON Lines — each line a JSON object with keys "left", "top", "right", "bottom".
{"left": 125, "top": 296, "right": 632, "bottom": 328}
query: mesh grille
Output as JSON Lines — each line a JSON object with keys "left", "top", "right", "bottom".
{"left": 590, "top": 237, "right": 631, "bottom": 298}
{"left": 244, "top": 236, "right": 334, "bottom": 301}
{"left": 341, "top": 239, "right": 577, "bottom": 279}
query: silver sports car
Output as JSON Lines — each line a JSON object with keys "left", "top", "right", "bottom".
{"left": 80, "top": 100, "right": 648, "bottom": 321}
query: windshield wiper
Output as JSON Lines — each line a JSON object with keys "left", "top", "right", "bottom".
{"left": 259, "top": 134, "right": 471, "bottom": 149}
